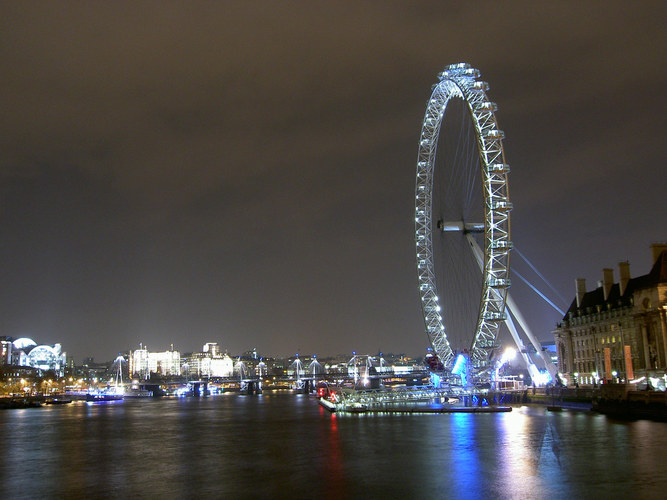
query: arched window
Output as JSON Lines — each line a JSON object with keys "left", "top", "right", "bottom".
{"left": 26, "top": 345, "right": 59, "bottom": 372}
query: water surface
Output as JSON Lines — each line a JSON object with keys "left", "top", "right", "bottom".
{"left": 1, "top": 393, "right": 665, "bottom": 499}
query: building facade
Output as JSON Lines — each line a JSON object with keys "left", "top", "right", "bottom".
{"left": 553, "top": 245, "right": 667, "bottom": 386}
{"left": 0, "top": 337, "right": 67, "bottom": 377}
{"left": 182, "top": 343, "right": 234, "bottom": 378}
{"left": 130, "top": 347, "right": 181, "bottom": 379}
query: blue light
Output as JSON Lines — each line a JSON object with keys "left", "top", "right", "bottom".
{"left": 452, "top": 354, "right": 469, "bottom": 386}
{"left": 452, "top": 354, "right": 466, "bottom": 375}
{"left": 175, "top": 387, "right": 189, "bottom": 397}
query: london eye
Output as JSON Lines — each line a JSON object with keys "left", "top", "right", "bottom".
{"left": 415, "top": 63, "right": 512, "bottom": 374}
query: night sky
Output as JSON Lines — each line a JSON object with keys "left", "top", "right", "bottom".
{"left": 1, "top": 2, "right": 665, "bottom": 362}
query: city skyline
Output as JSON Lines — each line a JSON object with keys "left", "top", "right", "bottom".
{"left": 1, "top": 3, "right": 666, "bottom": 361}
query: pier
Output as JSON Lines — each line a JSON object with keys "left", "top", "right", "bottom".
{"left": 318, "top": 384, "right": 513, "bottom": 414}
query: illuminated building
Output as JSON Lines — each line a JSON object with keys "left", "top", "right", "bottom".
{"left": 0, "top": 337, "right": 67, "bottom": 377}
{"left": 203, "top": 342, "right": 220, "bottom": 356}
{"left": 204, "top": 354, "right": 234, "bottom": 377}
{"left": 149, "top": 350, "right": 181, "bottom": 376}
{"left": 1, "top": 337, "right": 13, "bottom": 364}
{"left": 183, "top": 344, "right": 234, "bottom": 378}
{"left": 24, "top": 345, "right": 66, "bottom": 376}
{"left": 130, "top": 348, "right": 150, "bottom": 379}
{"left": 130, "top": 346, "right": 181, "bottom": 379}
{"left": 553, "top": 245, "right": 667, "bottom": 385}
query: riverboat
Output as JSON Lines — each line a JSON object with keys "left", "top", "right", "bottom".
{"left": 123, "top": 388, "right": 153, "bottom": 398}
{"left": 0, "top": 397, "right": 42, "bottom": 409}
{"left": 45, "top": 397, "right": 72, "bottom": 405}
{"left": 86, "top": 393, "right": 124, "bottom": 402}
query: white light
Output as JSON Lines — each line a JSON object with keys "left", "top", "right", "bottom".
{"left": 533, "top": 371, "right": 551, "bottom": 386}
{"left": 500, "top": 347, "right": 516, "bottom": 364}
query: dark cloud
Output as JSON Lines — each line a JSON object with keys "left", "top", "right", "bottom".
{"left": 1, "top": 2, "right": 665, "bottom": 361}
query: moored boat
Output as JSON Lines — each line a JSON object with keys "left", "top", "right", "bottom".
{"left": 86, "top": 393, "right": 124, "bottom": 402}
{"left": 45, "top": 397, "right": 72, "bottom": 405}
{"left": 123, "top": 388, "right": 153, "bottom": 398}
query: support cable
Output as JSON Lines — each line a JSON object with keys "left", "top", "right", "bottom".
{"left": 514, "top": 248, "right": 568, "bottom": 307}
{"left": 512, "top": 269, "right": 565, "bottom": 316}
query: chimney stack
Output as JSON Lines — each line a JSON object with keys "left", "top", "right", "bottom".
{"left": 618, "top": 261, "right": 630, "bottom": 296}
{"left": 602, "top": 268, "right": 614, "bottom": 301}
{"left": 575, "top": 278, "right": 586, "bottom": 308}
{"left": 651, "top": 243, "right": 667, "bottom": 263}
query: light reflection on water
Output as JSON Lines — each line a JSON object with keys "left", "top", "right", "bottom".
{"left": 1, "top": 396, "right": 667, "bottom": 499}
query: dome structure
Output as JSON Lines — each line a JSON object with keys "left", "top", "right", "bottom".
{"left": 26, "top": 345, "right": 61, "bottom": 373}
{"left": 12, "top": 337, "right": 37, "bottom": 350}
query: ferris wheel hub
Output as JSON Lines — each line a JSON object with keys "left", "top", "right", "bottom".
{"left": 437, "top": 220, "right": 484, "bottom": 233}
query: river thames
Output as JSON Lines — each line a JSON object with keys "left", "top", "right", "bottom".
{"left": 1, "top": 393, "right": 666, "bottom": 499}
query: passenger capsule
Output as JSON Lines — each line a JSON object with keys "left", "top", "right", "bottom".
{"left": 489, "top": 278, "right": 511, "bottom": 288}
{"left": 484, "top": 130, "right": 505, "bottom": 140}
{"left": 475, "top": 102, "right": 497, "bottom": 112}
{"left": 491, "top": 240, "right": 514, "bottom": 250}
{"left": 445, "top": 62, "right": 471, "bottom": 71}
{"left": 491, "top": 200, "right": 513, "bottom": 211}
{"left": 486, "top": 163, "right": 510, "bottom": 173}
{"left": 484, "top": 311, "right": 507, "bottom": 321}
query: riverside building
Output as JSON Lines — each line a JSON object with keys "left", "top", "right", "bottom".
{"left": 130, "top": 345, "right": 181, "bottom": 379}
{"left": 0, "top": 336, "right": 66, "bottom": 377}
{"left": 553, "top": 244, "right": 667, "bottom": 386}
{"left": 182, "top": 343, "right": 234, "bottom": 378}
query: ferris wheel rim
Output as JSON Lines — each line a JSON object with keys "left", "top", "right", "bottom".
{"left": 415, "top": 63, "right": 512, "bottom": 370}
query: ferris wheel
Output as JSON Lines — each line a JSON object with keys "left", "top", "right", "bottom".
{"left": 415, "top": 63, "right": 512, "bottom": 371}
